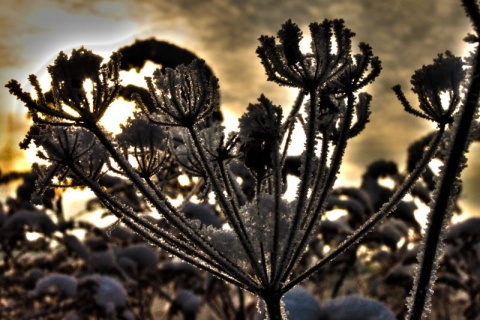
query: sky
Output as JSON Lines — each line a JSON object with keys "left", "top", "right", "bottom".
{"left": 0, "top": 0, "right": 478, "bottom": 216}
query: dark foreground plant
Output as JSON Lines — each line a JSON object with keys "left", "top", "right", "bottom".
{"left": 5, "top": 1, "right": 480, "bottom": 319}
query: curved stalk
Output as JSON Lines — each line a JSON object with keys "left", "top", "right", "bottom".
{"left": 407, "top": 34, "right": 480, "bottom": 320}
{"left": 280, "top": 90, "right": 356, "bottom": 283}
{"left": 283, "top": 126, "right": 445, "bottom": 293}
{"left": 280, "top": 90, "right": 305, "bottom": 139}
{"left": 70, "top": 163, "right": 258, "bottom": 292}
{"left": 270, "top": 129, "right": 283, "bottom": 282}
{"left": 187, "top": 126, "right": 268, "bottom": 285}
{"left": 276, "top": 88, "right": 318, "bottom": 284}
{"left": 262, "top": 290, "right": 284, "bottom": 320}
{"left": 89, "top": 124, "right": 254, "bottom": 286}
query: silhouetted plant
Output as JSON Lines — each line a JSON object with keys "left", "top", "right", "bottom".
{"left": 4, "top": 0, "right": 480, "bottom": 319}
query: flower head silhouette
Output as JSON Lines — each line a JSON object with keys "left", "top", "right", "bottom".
{"left": 257, "top": 19, "right": 355, "bottom": 91}
{"left": 142, "top": 60, "right": 220, "bottom": 128}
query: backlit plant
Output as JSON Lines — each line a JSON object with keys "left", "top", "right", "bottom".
{"left": 5, "top": 0, "right": 480, "bottom": 319}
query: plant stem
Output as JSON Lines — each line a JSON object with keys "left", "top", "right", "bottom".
{"left": 276, "top": 88, "right": 317, "bottom": 284}
{"left": 90, "top": 124, "right": 251, "bottom": 283}
{"left": 281, "top": 90, "right": 355, "bottom": 284}
{"left": 187, "top": 126, "right": 268, "bottom": 285}
{"left": 283, "top": 127, "right": 445, "bottom": 293}
{"left": 263, "top": 293, "right": 284, "bottom": 320}
{"left": 407, "top": 36, "right": 480, "bottom": 320}
{"left": 71, "top": 163, "right": 255, "bottom": 291}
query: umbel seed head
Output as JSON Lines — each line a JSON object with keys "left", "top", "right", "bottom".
{"left": 143, "top": 60, "right": 220, "bottom": 128}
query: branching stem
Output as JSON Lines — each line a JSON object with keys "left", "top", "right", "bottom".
{"left": 283, "top": 126, "right": 445, "bottom": 293}
{"left": 407, "top": 20, "right": 480, "bottom": 320}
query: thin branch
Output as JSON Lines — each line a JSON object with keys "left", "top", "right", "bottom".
{"left": 283, "top": 126, "right": 445, "bottom": 293}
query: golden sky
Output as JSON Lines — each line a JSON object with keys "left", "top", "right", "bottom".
{"left": 1, "top": 0, "right": 478, "bottom": 215}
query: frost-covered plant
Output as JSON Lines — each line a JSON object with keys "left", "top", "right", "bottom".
{"left": 5, "top": 1, "right": 480, "bottom": 319}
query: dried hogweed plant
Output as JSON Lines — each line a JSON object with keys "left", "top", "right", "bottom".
{"left": 5, "top": 0, "right": 480, "bottom": 319}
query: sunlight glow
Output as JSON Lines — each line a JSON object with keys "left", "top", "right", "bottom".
{"left": 326, "top": 209, "right": 348, "bottom": 221}
{"left": 178, "top": 174, "right": 191, "bottom": 186}
{"left": 298, "top": 32, "right": 338, "bottom": 55}
{"left": 414, "top": 198, "right": 430, "bottom": 229}
{"left": 378, "top": 177, "right": 395, "bottom": 190}
{"left": 26, "top": 232, "right": 41, "bottom": 241}
{"left": 357, "top": 245, "right": 369, "bottom": 255}
{"left": 440, "top": 91, "right": 451, "bottom": 110}
{"left": 283, "top": 176, "right": 300, "bottom": 202}
{"left": 397, "top": 237, "right": 406, "bottom": 248}
{"left": 322, "top": 244, "right": 331, "bottom": 255}
{"left": 99, "top": 98, "right": 136, "bottom": 134}
{"left": 299, "top": 34, "right": 312, "bottom": 54}
{"left": 120, "top": 61, "right": 159, "bottom": 86}
{"left": 429, "top": 158, "right": 443, "bottom": 175}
